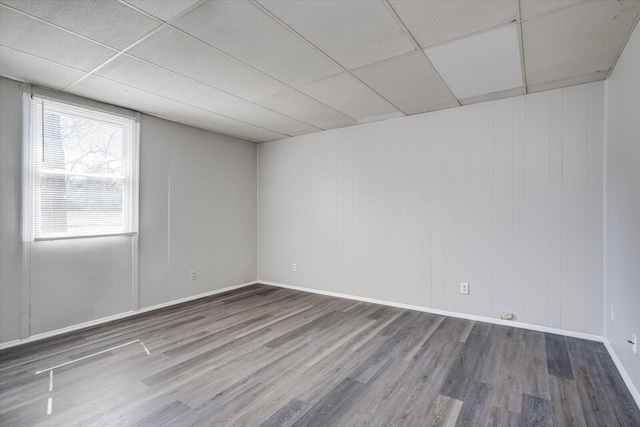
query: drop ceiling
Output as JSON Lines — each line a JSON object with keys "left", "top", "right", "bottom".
{"left": 1, "top": 0, "right": 638, "bottom": 143}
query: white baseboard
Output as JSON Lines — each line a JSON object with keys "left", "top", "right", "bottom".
{"left": 0, "top": 280, "right": 258, "bottom": 351}
{"left": 259, "top": 281, "right": 603, "bottom": 341}
{"left": 602, "top": 338, "right": 640, "bottom": 408}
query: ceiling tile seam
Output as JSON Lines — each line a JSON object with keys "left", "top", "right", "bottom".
{"left": 61, "top": 0, "right": 208, "bottom": 92}
{"left": 0, "top": 43, "right": 88, "bottom": 75}
{"left": 418, "top": 20, "right": 519, "bottom": 51}
{"left": 114, "top": 53, "right": 324, "bottom": 133}
{"left": 519, "top": 0, "right": 594, "bottom": 24}
{"left": 516, "top": 0, "right": 528, "bottom": 94}
{"left": 605, "top": 10, "right": 640, "bottom": 79}
{"left": 0, "top": 4, "right": 124, "bottom": 52}
{"left": 528, "top": 70, "right": 611, "bottom": 89}
{"left": 115, "top": 0, "right": 198, "bottom": 23}
{"left": 246, "top": 0, "right": 406, "bottom": 114}
{"left": 61, "top": 25, "right": 168, "bottom": 92}
{"left": 158, "top": 115, "right": 255, "bottom": 142}
{"left": 382, "top": 0, "right": 461, "bottom": 108}
{"left": 68, "top": 72, "right": 293, "bottom": 138}
{"left": 166, "top": 25, "right": 360, "bottom": 123}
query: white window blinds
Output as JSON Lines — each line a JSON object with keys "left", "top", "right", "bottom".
{"left": 25, "top": 97, "right": 139, "bottom": 240}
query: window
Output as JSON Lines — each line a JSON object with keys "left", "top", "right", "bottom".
{"left": 24, "top": 97, "right": 139, "bottom": 240}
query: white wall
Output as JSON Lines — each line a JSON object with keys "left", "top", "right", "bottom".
{"left": 138, "top": 115, "right": 257, "bottom": 308}
{"left": 0, "top": 76, "right": 257, "bottom": 343}
{"left": 259, "top": 81, "right": 605, "bottom": 335}
{"left": 604, "top": 23, "right": 640, "bottom": 394}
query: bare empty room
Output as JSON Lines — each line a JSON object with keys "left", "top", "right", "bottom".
{"left": 1, "top": 0, "right": 639, "bottom": 425}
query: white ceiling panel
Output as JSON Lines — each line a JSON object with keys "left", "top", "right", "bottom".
{"left": 0, "top": 6, "right": 116, "bottom": 71}
{"left": 389, "top": 0, "right": 516, "bottom": 48}
{"left": 255, "top": 88, "right": 352, "bottom": 127}
{"left": 1, "top": 0, "right": 160, "bottom": 49}
{"left": 527, "top": 70, "right": 608, "bottom": 94}
{"left": 186, "top": 109, "right": 287, "bottom": 141}
{"left": 70, "top": 75, "right": 281, "bottom": 141}
{"left": 68, "top": 75, "right": 200, "bottom": 122}
{"left": 128, "top": 27, "right": 288, "bottom": 101}
{"left": 124, "top": 0, "right": 199, "bottom": 22}
{"left": 257, "top": 0, "right": 414, "bottom": 70}
{"left": 459, "top": 86, "right": 525, "bottom": 106}
{"left": 217, "top": 102, "right": 318, "bottom": 135}
{"left": 352, "top": 52, "right": 457, "bottom": 115}
{"left": 0, "top": 46, "right": 85, "bottom": 90}
{"left": 298, "top": 72, "right": 400, "bottom": 121}
{"left": 94, "top": 55, "right": 244, "bottom": 113}
{"left": 287, "top": 128, "right": 322, "bottom": 137}
{"left": 523, "top": 0, "right": 640, "bottom": 86}
{"left": 174, "top": 0, "right": 341, "bottom": 87}
{"left": 425, "top": 25, "right": 523, "bottom": 99}
{"left": 320, "top": 121, "right": 357, "bottom": 131}
{"left": 520, "top": 0, "right": 585, "bottom": 20}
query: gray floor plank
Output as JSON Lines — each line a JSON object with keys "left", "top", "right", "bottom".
{"left": 521, "top": 393, "right": 552, "bottom": 427}
{"left": 545, "top": 333, "right": 574, "bottom": 380}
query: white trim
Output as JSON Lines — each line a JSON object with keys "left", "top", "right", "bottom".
{"left": 137, "top": 281, "right": 258, "bottom": 314}
{"left": 602, "top": 338, "right": 640, "bottom": 408}
{"left": 259, "top": 280, "right": 604, "bottom": 341}
{"left": 0, "top": 281, "right": 257, "bottom": 351}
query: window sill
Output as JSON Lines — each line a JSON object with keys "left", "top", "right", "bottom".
{"left": 33, "top": 232, "right": 138, "bottom": 242}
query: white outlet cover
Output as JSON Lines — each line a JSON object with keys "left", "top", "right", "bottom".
{"left": 460, "top": 282, "right": 469, "bottom": 295}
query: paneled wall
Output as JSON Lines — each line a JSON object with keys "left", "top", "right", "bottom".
{"left": 138, "top": 115, "right": 257, "bottom": 308}
{"left": 259, "top": 81, "right": 605, "bottom": 335}
{"left": 0, "top": 77, "right": 257, "bottom": 343}
{"left": 604, "top": 23, "right": 640, "bottom": 396}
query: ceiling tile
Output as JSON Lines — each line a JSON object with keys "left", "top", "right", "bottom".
{"left": 522, "top": 0, "right": 640, "bottom": 86}
{"left": 127, "top": 27, "right": 288, "bottom": 100}
{"left": 217, "top": 102, "right": 317, "bottom": 135}
{"left": 186, "top": 109, "right": 286, "bottom": 141}
{"left": 257, "top": 0, "right": 414, "bottom": 70}
{"left": 124, "top": 0, "right": 199, "bottom": 22}
{"left": 527, "top": 70, "right": 608, "bottom": 94}
{"left": 1, "top": 0, "right": 160, "bottom": 50}
{"left": 67, "top": 75, "right": 199, "bottom": 122}
{"left": 68, "top": 75, "right": 275, "bottom": 141}
{"left": 0, "top": 46, "right": 85, "bottom": 89}
{"left": 255, "top": 88, "right": 352, "bottom": 127}
{"left": 520, "top": 0, "right": 585, "bottom": 20}
{"left": 389, "top": 0, "right": 516, "bottom": 48}
{"left": 425, "top": 25, "right": 523, "bottom": 99}
{"left": 459, "top": 86, "right": 525, "bottom": 106}
{"left": 287, "top": 128, "right": 322, "bottom": 137}
{"left": 0, "top": 6, "right": 116, "bottom": 71}
{"left": 297, "top": 72, "right": 399, "bottom": 121}
{"left": 320, "top": 121, "right": 357, "bottom": 131}
{"left": 174, "top": 0, "right": 341, "bottom": 87}
{"left": 351, "top": 52, "right": 457, "bottom": 115}
{"left": 95, "top": 55, "right": 244, "bottom": 113}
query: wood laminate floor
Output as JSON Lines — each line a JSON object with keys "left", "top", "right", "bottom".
{"left": 1, "top": 284, "right": 638, "bottom": 426}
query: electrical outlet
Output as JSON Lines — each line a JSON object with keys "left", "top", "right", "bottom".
{"left": 611, "top": 305, "right": 615, "bottom": 321}
{"left": 632, "top": 334, "right": 637, "bottom": 355}
{"left": 190, "top": 270, "right": 197, "bottom": 280}
{"left": 460, "top": 282, "right": 469, "bottom": 295}
{"left": 292, "top": 263, "right": 297, "bottom": 272}
{"left": 501, "top": 312, "right": 514, "bottom": 320}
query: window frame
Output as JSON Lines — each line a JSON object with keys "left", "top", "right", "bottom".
{"left": 23, "top": 94, "right": 140, "bottom": 242}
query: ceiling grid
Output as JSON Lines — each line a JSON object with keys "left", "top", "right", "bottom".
{"left": 1, "top": 0, "right": 638, "bottom": 142}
